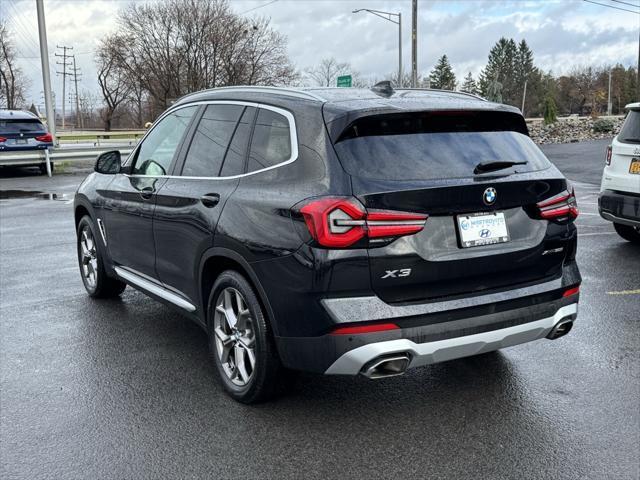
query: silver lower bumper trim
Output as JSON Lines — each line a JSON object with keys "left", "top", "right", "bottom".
{"left": 599, "top": 211, "right": 640, "bottom": 228}
{"left": 321, "top": 277, "right": 563, "bottom": 324}
{"left": 325, "top": 303, "right": 578, "bottom": 375}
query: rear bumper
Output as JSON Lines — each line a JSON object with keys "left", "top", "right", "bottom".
{"left": 599, "top": 190, "right": 640, "bottom": 227}
{"left": 325, "top": 303, "right": 577, "bottom": 375}
{"left": 275, "top": 261, "right": 581, "bottom": 374}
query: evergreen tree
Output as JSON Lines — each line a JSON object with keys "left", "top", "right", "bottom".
{"left": 479, "top": 37, "right": 518, "bottom": 104}
{"left": 461, "top": 72, "right": 479, "bottom": 95}
{"left": 543, "top": 94, "right": 558, "bottom": 125}
{"left": 429, "top": 55, "right": 457, "bottom": 90}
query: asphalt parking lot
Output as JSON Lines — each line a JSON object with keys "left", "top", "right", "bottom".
{"left": 1, "top": 138, "right": 638, "bottom": 479}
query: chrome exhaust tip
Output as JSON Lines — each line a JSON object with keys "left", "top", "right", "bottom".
{"left": 361, "top": 354, "right": 410, "bottom": 379}
{"left": 547, "top": 318, "right": 574, "bottom": 340}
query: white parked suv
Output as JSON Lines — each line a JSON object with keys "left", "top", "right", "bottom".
{"left": 599, "top": 103, "right": 640, "bottom": 244}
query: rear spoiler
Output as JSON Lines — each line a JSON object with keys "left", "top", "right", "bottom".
{"left": 324, "top": 108, "right": 529, "bottom": 144}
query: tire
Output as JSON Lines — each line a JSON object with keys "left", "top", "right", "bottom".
{"left": 39, "top": 162, "right": 53, "bottom": 175}
{"left": 613, "top": 222, "right": 640, "bottom": 244}
{"left": 207, "top": 270, "right": 288, "bottom": 404}
{"left": 76, "top": 215, "right": 126, "bottom": 298}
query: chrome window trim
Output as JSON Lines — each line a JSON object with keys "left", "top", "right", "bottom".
{"left": 191, "top": 86, "right": 326, "bottom": 102}
{"left": 123, "top": 100, "right": 299, "bottom": 181}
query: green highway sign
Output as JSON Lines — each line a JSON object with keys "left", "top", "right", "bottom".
{"left": 337, "top": 75, "right": 352, "bottom": 88}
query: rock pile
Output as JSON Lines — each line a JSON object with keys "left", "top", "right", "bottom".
{"left": 527, "top": 116, "right": 624, "bottom": 145}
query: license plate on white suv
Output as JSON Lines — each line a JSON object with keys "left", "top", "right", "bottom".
{"left": 457, "top": 212, "right": 510, "bottom": 248}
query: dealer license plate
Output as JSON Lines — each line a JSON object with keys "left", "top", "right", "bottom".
{"left": 457, "top": 212, "right": 510, "bottom": 248}
{"left": 629, "top": 158, "right": 640, "bottom": 175}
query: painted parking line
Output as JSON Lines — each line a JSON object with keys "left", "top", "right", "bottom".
{"left": 607, "top": 289, "right": 640, "bottom": 296}
{"left": 578, "top": 232, "right": 616, "bottom": 237}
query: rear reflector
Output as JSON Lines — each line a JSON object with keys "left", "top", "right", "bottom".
{"left": 605, "top": 145, "right": 612, "bottom": 166}
{"left": 330, "top": 323, "right": 399, "bottom": 335}
{"left": 562, "top": 286, "right": 580, "bottom": 297}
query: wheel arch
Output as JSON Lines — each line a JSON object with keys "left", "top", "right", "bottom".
{"left": 199, "top": 247, "right": 279, "bottom": 336}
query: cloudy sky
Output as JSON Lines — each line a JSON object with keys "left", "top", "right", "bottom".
{"left": 2, "top": 0, "right": 638, "bottom": 110}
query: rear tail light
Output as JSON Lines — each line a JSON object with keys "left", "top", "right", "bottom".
{"left": 330, "top": 322, "right": 399, "bottom": 335}
{"left": 536, "top": 188, "right": 578, "bottom": 220}
{"left": 35, "top": 133, "right": 53, "bottom": 142}
{"left": 605, "top": 145, "right": 612, "bottom": 166}
{"left": 0, "top": 137, "right": 6, "bottom": 143}
{"left": 299, "top": 197, "right": 428, "bottom": 248}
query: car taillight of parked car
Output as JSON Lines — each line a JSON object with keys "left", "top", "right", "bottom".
{"left": 0, "top": 137, "right": 7, "bottom": 143}
{"left": 605, "top": 145, "right": 612, "bottom": 166}
{"left": 536, "top": 188, "right": 579, "bottom": 220}
{"left": 35, "top": 133, "right": 53, "bottom": 143}
{"left": 299, "top": 196, "right": 428, "bottom": 248}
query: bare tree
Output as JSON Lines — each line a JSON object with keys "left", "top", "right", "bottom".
{"left": 0, "top": 22, "right": 28, "bottom": 109}
{"left": 96, "top": 35, "right": 132, "bottom": 131}
{"left": 305, "top": 58, "right": 352, "bottom": 87}
{"left": 102, "top": 0, "right": 297, "bottom": 115}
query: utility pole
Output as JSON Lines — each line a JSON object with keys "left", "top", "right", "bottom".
{"left": 521, "top": 79, "right": 528, "bottom": 117}
{"left": 36, "top": 0, "right": 55, "bottom": 139}
{"left": 411, "top": 0, "right": 418, "bottom": 87}
{"left": 55, "top": 45, "right": 73, "bottom": 129}
{"left": 607, "top": 69, "right": 612, "bottom": 116}
{"left": 71, "top": 56, "right": 83, "bottom": 129}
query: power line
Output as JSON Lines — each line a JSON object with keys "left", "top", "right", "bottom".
{"left": 608, "top": 0, "right": 640, "bottom": 8}
{"left": 582, "top": 0, "right": 640, "bottom": 13}
{"left": 238, "top": 0, "right": 278, "bottom": 15}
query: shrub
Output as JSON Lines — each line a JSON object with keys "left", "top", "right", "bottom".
{"left": 543, "top": 96, "right": 558, "bottom": 125}
{"left": 593, "top": 118, "right": 615, "bottom": 133}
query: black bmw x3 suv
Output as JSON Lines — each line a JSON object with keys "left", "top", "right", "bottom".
{"left": 74, "top": 85, "right": 581, "bottom": 403}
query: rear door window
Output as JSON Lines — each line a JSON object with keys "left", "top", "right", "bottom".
{"left": 333, "top": 111, "right": 550, "bottom": 181}
{"left": 247, "top": 108, "right": 292, "bottom": 173}
{"left": 182, "top": 104, "right": 245, "bottom": 177}
{"left": 617, "top": 110, "right": 640, "bottom": 144}
{"left": 0, "top": 119, "right": 45, "bottom": 134}
{"left": 221, "top": 106, "right": 256, "bottom": 177}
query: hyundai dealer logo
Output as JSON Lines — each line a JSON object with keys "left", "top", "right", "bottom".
{"left": 480, "top": 229, "right": 491, "bottom": 238}
{"left": 483, "top": 187, "right": 497, "bottom": 205}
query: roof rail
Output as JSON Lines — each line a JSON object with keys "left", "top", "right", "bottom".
{"left": 180, "top": 86, "right": 326, "bottom": 103}
{"left": 396, "top": 88, "right": 487, "bottom": 102}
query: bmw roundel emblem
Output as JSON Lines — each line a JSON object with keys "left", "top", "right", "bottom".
{"left": 483, "top": 187, "right": 497, "bottom": 205}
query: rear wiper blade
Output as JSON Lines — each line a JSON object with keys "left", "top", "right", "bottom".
{"left": 474, "top": 160, "right": 527, "bottom": 174}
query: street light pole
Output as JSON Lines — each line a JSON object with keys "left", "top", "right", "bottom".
{"left": 35, "top": 0, "right": 55, "bottom": 139}
{"left": 412, "top": 0, "right": 418, "bottom": 88}
{"left": 352, "top": 8, "right": 402, "bottom": 87}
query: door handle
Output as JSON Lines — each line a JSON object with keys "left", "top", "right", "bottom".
{"left": 140, "top": 186, "right": 155, "bottom": 199}
{"left": 200, "top": 193, "right": 220, "bottom": 208}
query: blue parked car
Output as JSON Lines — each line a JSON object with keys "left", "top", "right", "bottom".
{"left": 0, "top": 109, "right": 54, "bottom": 174}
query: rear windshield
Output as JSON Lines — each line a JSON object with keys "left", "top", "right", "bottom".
{"left": 617, "top": 110, "right": 640, "bottom": 144}
{"left": 0, "top": 119, "right": 45, "bottom": 134}
{"left": 334, "top": 111, "right": 551, "bottom": 181}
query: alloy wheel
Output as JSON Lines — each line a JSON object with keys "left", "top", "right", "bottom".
{"left": 79, "top": 226, "right": 98, "bottom": 289}
{"left": 213, "top": 287, "right": 256, "bottom": 386}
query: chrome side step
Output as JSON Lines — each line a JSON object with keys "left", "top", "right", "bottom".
{"left": 114, "top": 266, "right": 196, "bottom": 312}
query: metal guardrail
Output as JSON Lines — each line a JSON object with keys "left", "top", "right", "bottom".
{"left": 0, "top": 146, "right": 133, "bottom": 166}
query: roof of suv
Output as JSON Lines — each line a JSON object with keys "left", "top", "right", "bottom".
{"left": 0, "top": 109, "right": 40, "bottom": 121}
{"left": 175, "top": 85, "right": 519, "bottom": 114}
{"left": 173, "top": 86, "right": 524, "bottom": 140}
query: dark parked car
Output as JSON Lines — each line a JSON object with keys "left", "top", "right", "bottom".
{"left": 74, "top": 85, "right": 581, "bottom": 403}
{"left": 0, "top": 109, "right": 54, "bottom": 174}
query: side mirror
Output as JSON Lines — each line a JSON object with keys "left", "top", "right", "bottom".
{"left": 95, "top": 150, "right": 121, "bottom": 174}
